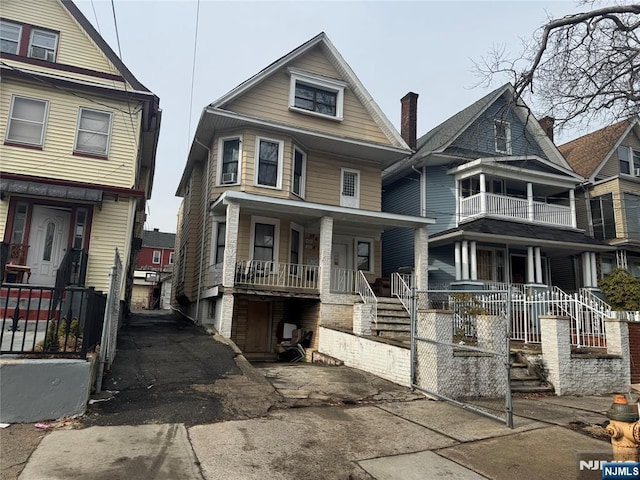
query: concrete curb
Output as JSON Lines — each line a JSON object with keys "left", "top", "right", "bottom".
{"left": 208, "top": 329, "right": 271, "bottom": 386}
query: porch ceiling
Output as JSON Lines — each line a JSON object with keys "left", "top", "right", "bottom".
{"left": 430, "top": 218, "right": 614, "bottom": 253}
{"left": 210, "top": 191, "right": 434, "bottom": 230}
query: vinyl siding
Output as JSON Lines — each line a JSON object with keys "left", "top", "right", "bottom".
{"left": 425, "top": 166, "right": 457, "bottom": 235}
{"left": 0, "top": 79, "right": 141, "bottom": 189}
{"left": 224, "top": 46, "right": 390, "bottom": 146}
{"left": 599, "top": 130, "right": 640, "bottom": 179}
{"left": 429, "top": 245, "right": 456, "bottom": 288}
{"left": 574, "top": 189, "right": 591, "bottom": 232}
{"left": 2, "top": 0, "right": 126, "bottom": 86}
{"left": 449, "top": 95, "right": 549, "bottom": 161}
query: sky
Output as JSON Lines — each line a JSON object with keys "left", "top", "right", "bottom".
{"left": 75, "top": 0, "right": 590, "bottom": 234}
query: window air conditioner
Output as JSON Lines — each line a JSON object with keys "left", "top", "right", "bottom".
{"left": 30, "top": 46, "right": 55, "bottom": 62}
{"left": 221, "top": 172, "right": 236, "bottom": 184}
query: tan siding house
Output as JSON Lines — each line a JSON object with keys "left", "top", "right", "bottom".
{"left": 559, "top": 117, "right": 640, "bottom": 279}
{"left": 0, "top": 0, "right": 161, "bottom": 308}
{"left": 174, "top": 33, "right": 432, "bottom": 360}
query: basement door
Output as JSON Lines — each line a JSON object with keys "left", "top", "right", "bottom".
{"left": 245, "top": 301, "right": 272, "bottom": 353}
{"left": 26, "top": 205, "right": 71, "bottom": 286}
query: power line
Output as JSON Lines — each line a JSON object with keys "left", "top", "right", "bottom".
{"left": 187, "top": 0, "right": 201, "bottom": 152}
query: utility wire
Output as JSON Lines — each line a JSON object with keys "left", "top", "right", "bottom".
{"left": 187, "top": 0, "right": 201, "bottom": 152}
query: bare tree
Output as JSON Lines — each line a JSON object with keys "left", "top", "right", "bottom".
{"left": 475, "top": 3, "right": 640, "bottom": 131}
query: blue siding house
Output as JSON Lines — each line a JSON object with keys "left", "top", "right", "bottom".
{"left": 382, "top": 83, "right": 612, "bottom": 291}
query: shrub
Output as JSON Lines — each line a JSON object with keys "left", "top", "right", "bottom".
{"left": 599, "top": 268, "right": 640, "bottom": 311}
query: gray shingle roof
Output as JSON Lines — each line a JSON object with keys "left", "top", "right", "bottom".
{"left": 142, "top": 230, "right": 176, "bottom": 249}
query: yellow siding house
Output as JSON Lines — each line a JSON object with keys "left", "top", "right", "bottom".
{"left": 0, "top": 0, "right": 161, "bottom": 305}
{"left": 174, "top": 33, "right": 433, "bottom": 360}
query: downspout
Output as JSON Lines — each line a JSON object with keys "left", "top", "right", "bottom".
{"left": 194, "top": 138, "right": 211, "bottom": 324}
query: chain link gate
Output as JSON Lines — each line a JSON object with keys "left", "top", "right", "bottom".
{"left": 410, "top": 289, "right": 513, "bottom": 427}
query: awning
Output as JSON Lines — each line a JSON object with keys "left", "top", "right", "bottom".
{"left": 0, "top": 178, "right": 103, "bottom": 204}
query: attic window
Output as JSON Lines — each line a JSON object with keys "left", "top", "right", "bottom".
{"left": 494, "top": 120, "right": 511, "bottom": 154}
{"left": 288, "top": 69, "right": 345, "bottom": 121}
{"left": 29, "top": 28, "right": 58, "bottom": 62}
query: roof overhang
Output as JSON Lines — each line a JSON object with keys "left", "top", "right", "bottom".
{"left": 210, "top": 191, "right": 434, "bottom": 229}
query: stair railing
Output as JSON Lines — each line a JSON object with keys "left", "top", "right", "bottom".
{"left": 390, "top": 271, "right": 411, "bottom": 314}
{"left": 356, "top": 270, "right": 377, "bottom": 326}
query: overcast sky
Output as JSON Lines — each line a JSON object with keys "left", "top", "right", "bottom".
{"left": 76, "top": 0, "right": 588, "bottom": 234}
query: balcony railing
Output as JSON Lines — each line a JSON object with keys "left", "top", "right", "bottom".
{"left": 234, "top": 260, "right": 318, "bottom": 290}
{"left": 330, "top": 268, "right": 357, "bottom": 293}
{"left": 460, "top": 192, "right": 572, "bottom": 228}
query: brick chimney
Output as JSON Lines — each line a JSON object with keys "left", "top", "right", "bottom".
{"left": 539, "top": 116, "right": 555, "bottom": 142}
{"left": 401, "top": 92, "right": 419, "bottom": 150}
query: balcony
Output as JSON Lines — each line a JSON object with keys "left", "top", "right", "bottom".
{"left": 459, "top": 192, "right": 574, "bottom": 228}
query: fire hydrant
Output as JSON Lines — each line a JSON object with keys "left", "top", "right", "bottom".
{"left": 605, "top": 394, "right": 640, "bottom": 462}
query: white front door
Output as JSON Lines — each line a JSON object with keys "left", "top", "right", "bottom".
{"left": 26, "top": 206, "right": 71, "bottom": 286}
{"left": 331, "top": 242, "right": 351, "bottom": 292}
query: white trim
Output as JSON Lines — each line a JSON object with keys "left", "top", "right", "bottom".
{"left": 289, "top": 222, "right": 304, "bottom": 266}
{"left": 288, "top": 68, "right": 345, "bottom": 121}
{"left": 74, "top": 107, "right": 113, "bottom": 156}
{"left": 340, "top": 168, "right": 360, "bottom": 208}
{"left": 6, "top": 95, "right": 49, "bottom": 146}
{"left": 254, "top": 136, "right": 284, "bottom": 189}
{"left": 216, "top": 135, "right": 242, "bottom": 186}
{"left": 292, "top": 145, "right": 307, "bottom": 198}
{"left": 354, "top": 237, "right": 374, "bottom": 273}
{"left": 494, "top": 119, "right": 511, "bottom": 154}
{"left": 0, "top": 20, "right": 21, "bottom": 55}
{"left": 589, "top": 118, "right": 640, "bottom": 181}
{"left": 152, "top": 250, "right": 161, "bottom": 264}
{"left": 249, "top": 216, "right": 280, "bottom": 266}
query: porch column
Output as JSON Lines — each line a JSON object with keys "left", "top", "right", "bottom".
{"left": 479, "top": 174, "right": 487, "bottom": 214}
{"left": 527, "top": 246, "right": 535, "bottom": 283}
{"left": 590, "top": 252, "right": 598, "bottom": 287}
{"left": 582, "top": 252, "right": 592, "bottom": 288}
{"left": 454, "top": 242, "right": 462, "bottom": 281}
{"left": 470, "top": 241, "right": 478, "bottom": 281}
{"left": 534, "top": 247, "right": 543, "bottom": 284}
{"left": 461, "top": 240, "right": 469, "bottom": 280}
{"left": 414, "top": 226, "right": 429, "bottom": 290}
{"left": 222, "top": 200, "right": 240, "bottom": 288}
{"left": 569, "top": 189, "right": 577, "bottom": 228}
{"left": 527, "top": 183, "right": 534, "bottom": 222}
{"left": 319, "top": 216, "right": 334, "bottom": 296}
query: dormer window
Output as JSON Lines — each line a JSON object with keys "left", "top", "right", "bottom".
{"left": 0, "top": 21, "right": 21, "bottom": 55}
{"left": 29, "top": 28, "right": 58, "bottom": 62}
{"left": 288, "top": 68, "right": 345, "bottom": 121}
{"left": 494, "top": 120, "right": 511, "bottom": 154}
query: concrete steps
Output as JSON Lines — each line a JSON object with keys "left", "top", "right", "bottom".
{"left": 372, "top": 297, "right": 410, "bottom": 342}
{"left": 510, "top": 352, "right": 554, "bottom": 394}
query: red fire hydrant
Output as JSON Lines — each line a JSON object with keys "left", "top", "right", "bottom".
{"left": 605, "top": 394, "right": 640, "bottom": 462}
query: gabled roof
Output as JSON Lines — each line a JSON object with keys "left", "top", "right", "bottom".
{"left": 384, "top": 83, "right": 569, "bottom": 181}
{"left": 142, "top": 230, "right": 176, "bottom": 249}
{"left": 558, "top": 117, "right": 639, "bottom": 180}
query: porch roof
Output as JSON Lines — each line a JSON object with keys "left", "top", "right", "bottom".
{"left": 430, "top": 218, "right": 613, "bottom": 252}
{"left": 210, "top": 191, "right": 434, "bottom": 229}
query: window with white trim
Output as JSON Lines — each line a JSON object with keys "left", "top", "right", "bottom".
{"left": 218, "top": 137, "right": 241, "bottom": 185}
{"left": 356, "top": 240, "right": 373, "bottom": 272}
{"left": 29, "top": 28, "right": 58, "bottom": 62}
{"left": 169, "top": 252, "right": 175, "bottom": 264}
{"left": 6, "top": 96, "right": 48, "bottom": 146}
{"left": 0, "top": 21, "right": 21, "bottom": 54}
{"left": 152, "top": 250, "right": 161, "bottom": 264}
{"left": 340, "top": 168, "right": 360, "bottom": 208}
{"left": 215, "top": 222, "right": 226, "bottom": 264}
{"left": 590, "top": 193, "right": 617, "bottom": 240}
{"left": 494, "top": 120, "right": 511, "bottom": 154}
{"left": 288, "top": 69, "right": 345, "bottom": 120}
{"left": 75, "top": 108, "right": 112, "bottom": 156}
{"left": 250, "top": 217, "right": 280, "bottom": 270}
{"left": 255, "top": 137, "right": 283, "bottom": 188}
{"left": 292, "top": 147, "right": 306, "bottom": 197}
{"left": 618, "top": 146, "right": 640, "bottom": 176}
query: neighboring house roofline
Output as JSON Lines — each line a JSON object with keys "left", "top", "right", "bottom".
{"left": 210, "top": 190, "right": 435, "bottom": 228}
{"left": 209, "top": 32, "right": 409, "bottom": 152}
{"left": 589, "top": 118, "right": 639, "bottom": 182}
{"left": 60, "top": 0, "right": 150, "bottom": 92}
{"left": 383, "top": 83, "right": 570, "bottom": 183}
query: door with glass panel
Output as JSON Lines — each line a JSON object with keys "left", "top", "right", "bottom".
{"left": 26, "top": 205, "right": 71, "bottom": 286}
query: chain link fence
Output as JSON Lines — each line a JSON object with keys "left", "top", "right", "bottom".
{"left": 411, "top": 289, "right": 513, "bottom": 427}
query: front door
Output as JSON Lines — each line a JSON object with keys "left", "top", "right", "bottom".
{"left": 26, "top": 205, "right": 71, "bottom": 286}
{"left": 331, "top": 242, "right": 351, "bottom": 291}
{"left": 510, "top": 255, "right": 527, "bottom": 285}
{"left": 245, "top": 301, "right": 271, "bottom": 353}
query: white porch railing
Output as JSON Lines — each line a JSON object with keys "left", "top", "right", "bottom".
{"left": 356, "top": 270, "right": 377, "bottom": 325}
{"left": 459, "top": 192, "right": 572, "bottom": 228}
{"left": 391, "top": 272, "right": 412, "bottom": 313}
{"left": 234, "top": 260, "right": 318, "bottom": 290}
{"left": 330, "top": 268, "right": 356, "bottom": 293}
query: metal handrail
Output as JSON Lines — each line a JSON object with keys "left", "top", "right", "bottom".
{"left": 391, "top": 272, "right": 411, "bottom": 313}
{"left": 356, "top": 270, "right": 377, "bottom": 325}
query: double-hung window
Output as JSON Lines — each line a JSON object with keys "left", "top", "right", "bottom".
{"left": 356, "top": 240, "right": 373, "bottom": 272}
{"left": 288, "top": 69, "right": 345, "bottom": 120}
{"left": 6, "top": 96, "right": 48, "bottom": 146}
{"left": 75, "top": 108, "right": 112, "bottom": 156}
{"left": 256, "top": 137, "right": 283, "bottom": 188}
{"left": 250, "top": 217, "right": 280, "bottom": 273}
{"left": 218, "top": 137, "right": 240, "bottom": 185}
{"left": 494, "top": 120, "right": 511, "bottom": 154}
{"left": 0, "top": 21, "right": 21, "bottom": 54}
{"left": 152, "top": 250, "right": 161, "bottom": 264}
{"left": 292, "top": 147, "right": 306, "bottom": 197}
{"left": 215, "top": 222, "right": 226, "bottom": 264}
{"left": 619, "top": 146, "right": 640, "bottom": 176}
{"left": 29, "top": 28, "right": 58, "bottom": 62}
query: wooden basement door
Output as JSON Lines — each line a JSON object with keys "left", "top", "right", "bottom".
{"left": 245, "top": 301, "right": 271, "bottom": 353}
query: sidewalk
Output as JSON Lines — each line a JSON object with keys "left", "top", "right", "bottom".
{"left": 2, "top": 311, "right": 618, "bottom": 480}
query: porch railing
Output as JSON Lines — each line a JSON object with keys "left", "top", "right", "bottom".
{"left": 330, "top": 267, "right": 357, "bottom": 293}
{"left": 459, "top": 192, "right": 572, "bottom": 227}
{"left": 356, "top": 270, "right": 377, "bottom": 325}
{"left": 234, "top": 260, "right": 318, "bottom": 290}
{"left": 1, "top": 284, "right": 105, "bottom": 358}
{"left": 391, "top": 272, "right": 412, "bottom": 313}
